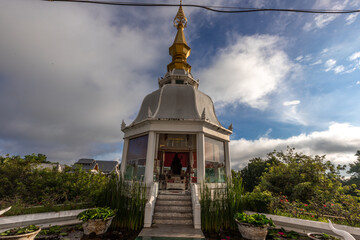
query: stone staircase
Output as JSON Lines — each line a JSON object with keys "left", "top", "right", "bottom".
{"left": 153, "top": 191, "right": 193, "bottom": 225}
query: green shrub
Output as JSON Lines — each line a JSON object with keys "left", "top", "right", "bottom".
{"left": 234, "top": 212, "right": 274, "bottom": 227}
{"left": 243, "top": 188, "right": 273, "bottom": 213}
{"left": 77, "top": 207, "right": 116, "bottom": 222}
{"left": 0, "top": 154, "right": 109, "bottom": 212}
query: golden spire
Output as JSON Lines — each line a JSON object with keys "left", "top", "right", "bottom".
{"left": 167, "top": 0, "right": 191, "bottom": 73}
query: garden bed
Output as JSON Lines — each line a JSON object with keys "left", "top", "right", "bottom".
{"left": 34, "top": 224, "right": 141, "bottom": 240}
{"left": 34, "top": 225, "right": 311, "bottom": 240}
{"left": 203, "top": 227, "right": 312, "bottom": 240}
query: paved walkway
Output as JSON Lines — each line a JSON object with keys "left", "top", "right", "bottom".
{"left": 137, "top": 224, "right": 205, "bottom": 239}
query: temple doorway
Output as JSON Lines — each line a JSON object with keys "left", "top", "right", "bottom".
{"left": 154, "top": 133, "right": 197, "bottom": 190}
{"left": 163, "top": 152, "right": 189, "bottom": 190}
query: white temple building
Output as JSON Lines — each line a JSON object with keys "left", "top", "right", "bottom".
{"left": 119, "top": 4, "right": 232, "bottom": 191}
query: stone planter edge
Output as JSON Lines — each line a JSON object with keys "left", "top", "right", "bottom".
{"left": 245, "top": 211, "right": 360, "bottom": 240}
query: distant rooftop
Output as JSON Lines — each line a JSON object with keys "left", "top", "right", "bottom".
{"left": 76, "top": 158, "right": 95, "bottom": 164}
{"left": 96, "top": 160, "right": 119, "bottom": 174}
{"left": 74, "top": 158, "right": 119, "bottom": 174}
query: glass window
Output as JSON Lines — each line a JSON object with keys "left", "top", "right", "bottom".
{"left": 125, "top": 135, "right": 148, "bottom": 181}
{"left": 205, "top": 137, "right": 226, "bottom": 183}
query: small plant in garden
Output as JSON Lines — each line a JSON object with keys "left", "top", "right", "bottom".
{"left": 77, "top": 207, "right": 116, "bottom": 222}
{"left": 234, "top": 212, "right": 274, "bottom": 227}
{"left": 267, "top": 228, "right": 300, "bottom": 239}
{"left": 0, "top": 225, "right": 39, "bottom": 236}
{"left": 308, "top": 233, "right": 341, "bottom": 240}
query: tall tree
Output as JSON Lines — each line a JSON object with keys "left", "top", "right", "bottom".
{"left": 258, "top": 147, "right": 343, "bottom": 202}
{"left": 347, "top": 150, "right": 360, "bottom": 178}
{"left": 240, "top": 156, "right": 279, "bottom": 192}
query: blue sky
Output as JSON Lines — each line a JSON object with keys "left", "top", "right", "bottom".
{"left": 0, "top": 0, "right": 359, "bottom": 170}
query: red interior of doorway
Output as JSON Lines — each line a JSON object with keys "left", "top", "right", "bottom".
{"left": 164, "top": 152, "right": 189, "bottom": 168}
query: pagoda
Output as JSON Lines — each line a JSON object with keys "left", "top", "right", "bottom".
{"left": 119, "top": 3, "right": 232, "bottom": 190}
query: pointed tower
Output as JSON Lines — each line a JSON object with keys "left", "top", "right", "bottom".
{"left": 120, "top": 4, "right": 232, "bottom": 193}
{"left": 167, "top": 3, "right": 191, "bottom": 73}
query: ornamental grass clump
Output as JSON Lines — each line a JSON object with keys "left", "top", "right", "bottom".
{"left": 200, "top": 176, "right": 244, "bottom": 232}
{"left": 96, "top": 175, "right": 146, "bottom": 231}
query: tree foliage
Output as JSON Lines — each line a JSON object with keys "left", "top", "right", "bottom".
{"left": 343, "top": 150, "right": 360, "bottom": 193}
{"left": 240, "top": 156, "right": 280, "bottom": 192}
{"left": 237, "top": 148, "right": 360, "bottom": 227}
{"left": 0, "top": 154, "right": 109, "bottom": 210}
{"left": 347, "top": 150, "right": 360, "bottom": 179}
{"left": 257, "top": 148, "right": 344, "bottom": 202}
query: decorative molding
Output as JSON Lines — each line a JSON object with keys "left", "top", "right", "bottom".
{"left": 328, "top": 220, "right": 355, "bottom": 240}
{"left": 147, "top": 107, "right": 153, "bottom": 118}
{"left": 121, "top": 120, "right": 126, "bottom": 130}
{"left": 201, "top": 108, "right": 206, "bottom": 120}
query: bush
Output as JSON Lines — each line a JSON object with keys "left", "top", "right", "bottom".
{"left": 0, "top": 154, "right": 109, "bottom": 215}
{"left": 77, "top": 207, "right": 116, "bottom": 222}
{"left": 243, "top": 188, "right": 273, "bottom": 213}
{"left": 234, "top": 212, "right": 274, "bottom": 227}
{"left": 272, "top": 193, "right": 360, "bottom": 227}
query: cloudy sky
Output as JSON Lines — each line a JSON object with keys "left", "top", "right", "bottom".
{"left": 0, "top": 0, "right": 359, "bottom": 170}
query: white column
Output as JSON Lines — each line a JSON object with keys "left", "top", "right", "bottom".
{"left": 224, "top": 141, "right": 232, "bottom": 180}
{"left": 144, "top": 131, "right": 156, "bottom": 187}
{"left": 196, "top": 132, "right": 205, "bottom": 184}
{"left": 120, "top": 138, "right": 129, "bottom": 176}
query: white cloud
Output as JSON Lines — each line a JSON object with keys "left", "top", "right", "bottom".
{"left": 0, "top": 0, "right": 171, "bottom": 164}
{"left": 311, "top": 59, "right": 322, "bottom": 65}
{"left": 303, "top": 14, "right": 338, "bottom": 31}
{"left": 344, "top": 67, "right": 357, "bottom": 74}
{"left": 199, "top": 35, "right": 294, "bottom": 109}
{"left": 325, "top": 59, "right": 337, "bottom": 67}
{"left": 334, "top": 65, "right": 345, "bottom": 73}
{"left": 297, "top": 55, "right": 312, "bottom": 62}
{"left": 230, "top": 123, "right": 360, "bottom": 170}
{"left": 321, "top": 48, "right": 329, "bottom": 54}
{"left": 295, "top": 56, "right": 303, "bottom": 61}
{"left": 349, "top": 51, "right": 360, "bottom": 61}
{"left": 280, "top": 101, "right": 307, "bottom": 126}
{"left": 357, "top": 81, "right": 360, "bottom": 85}
{"left": 345, "top": 13, "right": 358, "bottom": 25}
{"left": 303, "top": 1, "right": 349, "bottom": 31}
{"left": 283, "top": 100, "right": 300, "bottom": 106}
{"left": 262, "top": 128, "right": 272, "bottom": 138}
{"left": 325, "top": 59, "right": 337, "bottom": 71}
{"left": 304, "top": 54, "right": 312, "bottom": 62}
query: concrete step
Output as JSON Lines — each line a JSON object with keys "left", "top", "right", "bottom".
{"left": 158, "top": 190, "right": 190, "bottom": 195}
{"left": 155, "top": 205, "right": 192, "bottom": 212}
{"left": 156, "top": 200, "right": 191, "bottom": 206}
{"left": 154, "top": 211, "right": 193, "bottom": 218}
{"left": 153, "top": 217, "right": 193, "bottom": 225}
{"left": 157, "top": 194, "right": 191, "bottom": 201}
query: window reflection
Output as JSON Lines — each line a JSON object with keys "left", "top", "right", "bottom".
{"left": 125, "top": 135, "right": 148, "bottom": 181}
{"left": 205, "top": 137, "right": 226, "bottom": 183}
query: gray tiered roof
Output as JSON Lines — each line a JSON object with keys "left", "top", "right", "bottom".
{"left": 132, "top": 84, "right": 221, "bottom": 127}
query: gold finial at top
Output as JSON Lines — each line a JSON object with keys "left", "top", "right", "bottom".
{"left": 173, "top": 0, "right": 187, "bottom": 28}
{"left": 167, "top": 1, "right": 191, "bottom": 73}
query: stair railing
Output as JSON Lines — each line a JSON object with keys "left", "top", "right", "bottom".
{"left": 144, "top": 182, "right": 159, "bottom": 228}
{"left": 191, "top": 183, "right": 201, "bottom": 229}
